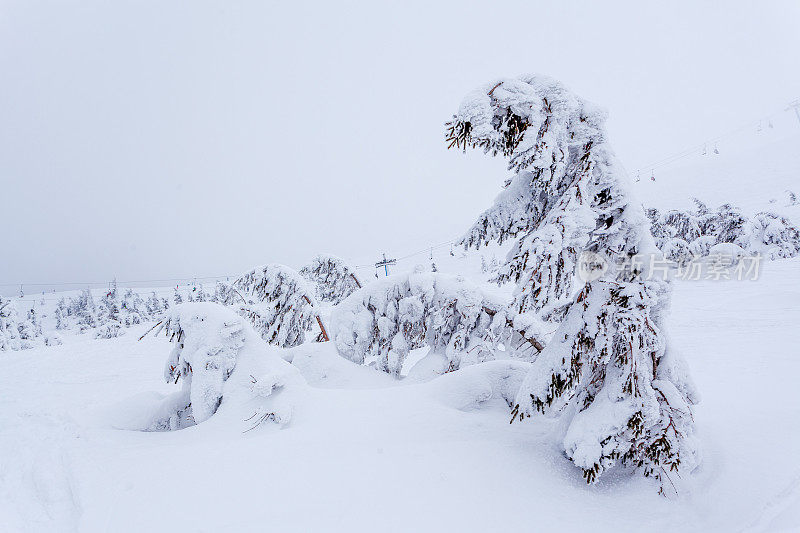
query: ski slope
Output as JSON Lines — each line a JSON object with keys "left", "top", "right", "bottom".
{"left": 632, "top": 110, "right": 800, "bottom": 216}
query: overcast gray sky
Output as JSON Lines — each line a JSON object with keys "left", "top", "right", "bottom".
{"left": 2, "top": 0, "right": 799, "bottom": 290}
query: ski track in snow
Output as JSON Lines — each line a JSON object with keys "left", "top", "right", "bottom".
{"left": 1, "top": 258, "right": 799, "bottom": 532}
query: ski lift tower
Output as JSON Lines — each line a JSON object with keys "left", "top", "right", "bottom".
{"left": 375, "top": 253, "right": 397, "bottom": 277}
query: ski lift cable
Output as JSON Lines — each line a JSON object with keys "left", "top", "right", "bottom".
{"left": 633, "top": 104, "right": 793, "bottom": 177}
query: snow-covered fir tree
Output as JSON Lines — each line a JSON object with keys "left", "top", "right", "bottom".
{"left": 331, "top": 269, "right": 532, "bottom": 377}
{"left": 713, "top": 204, "right": 748, "bottom": 245}
{"left": 211, "top": 281, "right": 231, "bottom": 304}
{"left": 0, "top": 296, "right": 24, "bottom": 351}
{"left": 229, "top": 264, "right": 326, "bottom": 348}
{"left": 447, "top": 75, "right": 698, "bottom": 491}
{"left": 120, "top": 288, "right": 147, "bottom": 326}
{"left": 54, "top": 298, "right": 68, "bottom": 330}
{"left": 299, "top": 254, "right": 362, "bottom": 304}
{"left": 173, "top": 288, "right": 183, "bottom": 305}
{"left": 146, "top": 291, "right": 165, "bottom": 316}
{"left": 103, "top": 279, "right": 121, "bottom": 317}
{"left": 18, "top": 308, "right": 43, "bottom": 342}
{"left": 193, "top": 284, "right": 208, "bottom": 302}
{"left": 72, "top": 287, "right": 98, "bottom": 332}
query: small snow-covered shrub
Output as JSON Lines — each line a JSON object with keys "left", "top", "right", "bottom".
{"left": 95, "top": 322, "right": 125, "bottom": 339}
{"left": 661, "top": 238, "right": 692, "bottom": 266}
{"left": 71, "top": 288, "right": 99, "bottom": 331}
{"left": 331, "top": 270, "right": 534, "bottom": 377}
{"left": 14, "top": 308, "right": 42, "bottom": 346}
{"left": 120, "top": 288, "right": 147, "bottom": 326}
{"left": 738, "top": 211, "right": 800, "bottom": 259}
{"left": 300, "top": 254, "right": 362, "bottom": 304}
{"left": 229, "top": 264, "right": 325, "bottom": 348}
{"left": 147, "top": 303, "right": 305, "bottom": 431}
{"left": 662, "top": 209, "right": 701, "bottom": 243}
{"left": 211, "top": 281, "right": 232, "bottom": 304}
{"left": 43, "top": 333, "right": 63, "bottom": 346}
{"left": 714, "top": 204, "right": 749, "bottom": 244}
{"left": 0, "top": 296, "right": 24, "bottom": 351}
{"left": 649, "top": 201, "right": 800, "bottom": 262}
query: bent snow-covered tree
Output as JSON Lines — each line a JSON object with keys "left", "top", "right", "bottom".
{"left": 300, "top": 254, "right": 362, "bottom": 304}
{"left": 331, "top": 269, "right": 538, "bottom": 377}
{"left": 148, "top": 303, "right": 305, "bottom": 431}
{"left": 229, "top": 264, "right": 328, "bottom": 348}
{"left": 447, "top": 75, "right": 698, "bottom": 492}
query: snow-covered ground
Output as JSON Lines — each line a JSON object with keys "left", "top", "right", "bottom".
{"left": 1, "top": 256, "right": 799, "bottom": 532}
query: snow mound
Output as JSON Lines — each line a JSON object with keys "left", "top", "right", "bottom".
{"left": 425, "top": 360, "right": 534, "bottom": 412}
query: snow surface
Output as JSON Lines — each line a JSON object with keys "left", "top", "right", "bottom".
{"left": 2, "top": 257, "right": 799, "bottom": 531}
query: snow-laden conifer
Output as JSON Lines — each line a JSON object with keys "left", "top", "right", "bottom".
{"left": 331, "top": 269, "right": 538, "bottom": 377}
{"left": 100, "top": 279, "right": 121, "bottom": 325}
{"left": 739, "top": 211, "right": 800, "bottom": 259}
{"left": 299, "top": 254, "right": 362, "bottom": 304}
{"left": 211, "top": 281, "right": 231, "bottom": 304}
{"left": 54, "top": 298, "right": 68, "bottom": 330}
{"left": 648, "top": 200, "right": 800, "bottom": 262}
{"left": 229, "top": 264, "right": 327, "bottom": 348}
{"left": 18, "top": 308, "right": 43, "bottom": 342}
{"left": 120, "top": 288, "right": 147, "bottom": 326}
{"left": 0, "top": 296, "right": 24, "bottom": 351}
{"left": 661, "top": 238, "right": 692, "bottom": 266}
{"left": 72, "top": 288, "right": 98, "bottom": 332}
{"left": 447, "top": 75, "right": 698, "bottom": 491}
{"left": 146, "top": 291, "right": 165, "bottom": 316}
